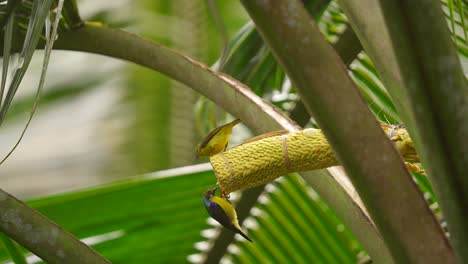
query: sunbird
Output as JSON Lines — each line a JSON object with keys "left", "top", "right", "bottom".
{"left": 195, "top": 118, "right": 241, "bottom": 158}
{"left": 202, "top": 187, "right": 253, "bottom": 242}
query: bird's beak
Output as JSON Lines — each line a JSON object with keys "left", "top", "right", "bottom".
{"left": 204, "top": 186, "right": 218, "bottom": 196}
{"left": 210, "top": 186, "right": 218, "bottom": 194}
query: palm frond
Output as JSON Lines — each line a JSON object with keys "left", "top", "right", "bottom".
{"left": 0, "top": 4, "right": 15, "bottom": 110}
{"left": 194, "top": 175, "right": 361, "bottom": 263}
{"left": 0, "top": 0, "right": 63, "bottom": 165}
{"left": 0, "top": 164, "right": 215, "bottom": 263}
{"left": 442, "top": 0, "right": 467, "bottom": 57}
{"left": 0, "top": 232, "right": 27, "bottom": 264}
{"left": 0, "top": 0, "right": 53, "bottom": 125}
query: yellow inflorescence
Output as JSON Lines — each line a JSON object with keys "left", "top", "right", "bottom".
{"left": 211, "top": 128, "right": 337, "bottom": 194}
{"left": 211, "top": 124, "right": 419, "bottom": 195}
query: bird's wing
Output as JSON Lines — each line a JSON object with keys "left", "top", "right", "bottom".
{"left": 198, "top": 126, "right": 224, "bottom": 149}
{"left": 209, "top": 198, "right": 253, "bottom": 242}
{"left": 208, "top": 201, "right": 233, "bottom": 228}
{"left": 207, "top": 196, "right": 253, "bottom": 242}
{"left": 199, "top": 119, "right": 241, "bottom": 148}
{"left": 211, "top": 196, "right": 237, "bottom": 220}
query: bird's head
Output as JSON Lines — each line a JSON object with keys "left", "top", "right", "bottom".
{"left": 203, "top": 187, "right": 217, "bottom": 198}
{"left": 202, "top": 187, "right": 217, "bottom": 211}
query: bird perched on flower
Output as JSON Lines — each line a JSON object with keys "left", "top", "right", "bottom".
{"left": 195, "top": 119, "right": 241, "bottom": 158}
{"left": 202, "top": 187, "right": 252, "bottom": 242}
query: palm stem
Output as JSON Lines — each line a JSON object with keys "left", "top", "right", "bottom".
{"left": 0, "top": 189, "right": 110, "bottom": 264}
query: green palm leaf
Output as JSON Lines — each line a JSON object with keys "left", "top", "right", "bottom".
{"left": 0, "top": 164, "right": 215, "bottom": 263}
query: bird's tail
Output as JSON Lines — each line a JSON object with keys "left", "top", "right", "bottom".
{"left": 234, "top": 226, "right": 253, "bottom": 242}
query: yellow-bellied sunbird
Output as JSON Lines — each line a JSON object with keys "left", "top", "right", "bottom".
{"left": 195, "top": 118, "right": 241, "bottom": 158}
{"left": 202, "top": 187, "right": 252, "bottom": 242}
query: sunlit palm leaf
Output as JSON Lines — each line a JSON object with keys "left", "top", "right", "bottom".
{"left": 0, "top": 0, "right": 53, "bottom": 124}
{"left": 442, "top": 0, "right": 468, "bottom": 57}
{"left": 219, "top": 22, "right": 270, "bottom": 94}
{"left": 194, "top": 175, "right": 361, "bottom": 263}
{"left": 0, "top": 4, "right": 15, "bottom": 110}
{"left": 0, "top": 165, "right": 216, "bottom": 263}
{"left": 0, "top": 232, "right": 27, "bottom": 264}
{"left": 350, "top": 54, "right": 400, "bottom": 123}
{"left": 0, "top": 0, "right": 65, "bottom": 166}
